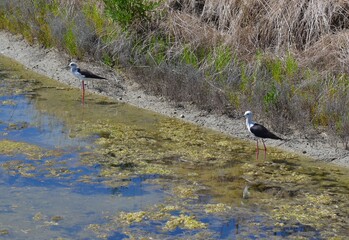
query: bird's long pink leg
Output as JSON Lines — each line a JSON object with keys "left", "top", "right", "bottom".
{"left": 262, "top": 139, "right": 267, "bottom": 160}
{"left": 256, "top": 139, "right": 259, "bottom": 160}
{"left": 82, "top": 80, "right": 85, "bottom": 105}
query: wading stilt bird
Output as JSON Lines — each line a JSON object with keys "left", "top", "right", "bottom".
{"left": 243, "top": 111, "right": 282, "bottom": 160}
{"left": 69, "top": 62, "right": 106, "bottom": 105}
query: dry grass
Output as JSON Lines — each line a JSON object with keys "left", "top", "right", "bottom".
{"left": 301, "top": 31, "right": 349, "bottom": 73}
{"left": 171, "top": 0, "right": 349, "bottom": 52}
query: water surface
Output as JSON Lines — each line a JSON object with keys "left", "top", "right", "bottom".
{"left": 0, "top": 55, "right": 348, "bottom": 239}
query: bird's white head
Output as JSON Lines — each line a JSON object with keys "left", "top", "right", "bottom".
{"left": 69, "top": 62, "right": 78, "bottom": 69}
{"left": 244, "top": 111, "right": 253, "bottom": 119}
{"left": 243, "top": 111, "right": 254, "bottom": 131}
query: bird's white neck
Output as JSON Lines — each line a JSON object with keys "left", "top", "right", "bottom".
{"left": 70, "top": 66, "right": 77, "bottom": 73}
{"left": 245, "top": 116, "right": 255, "bottom": 131}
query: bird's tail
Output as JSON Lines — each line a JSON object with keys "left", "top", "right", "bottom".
{"left": 275, "top": 138, "right": 291, "bottom": 147}
{"left": 268, "top": 132, "right": 283, "bottom": 140}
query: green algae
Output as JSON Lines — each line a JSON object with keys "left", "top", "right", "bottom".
{"left": 0, "top": 229, "right": 9, "bottom": 236}
{"left": 0, "top": 140, "right": 46, "bottom": 160}
{"left": 240, "top": 159, "right": 349, "bottom": 237}
{"left": 2, "top": 160, "right": 35, "bottom": 177}
{"left": 1, "top": 100, "right": 16, "bottom": 105}
{"left": 51, "top": 215, "right": 64, "bottom": 222}
{"left": 172, "top": 185, "right": 200, "bottom": 199}
{"left": 119, "top": 211, "right": 147, "bottom": 224}
{"left": 89, "top": 202, "right": 210, "bottom": 239}
{"left": 45, "top": 168, "right": 73, "bottom": 178}
{"left": 86, "top": 224, "right": 109, "bottom": 239}
{"left": 77, "top": 116, "right": 349, "bottom": 238}
{"left": 272, "top": 193, "right": 337, "bottom": 226}
{"left": 32, "top": 211, "right": 64, "bottom": 228}
{"left": 164, "top": 214, "right": 207, "bottom": 230}
{"left": 0, "top": 140, "right": 77, "bottom": 180}
{"left": 204, "top": 203, "right": 231, "bottom": 214}
{"left": 7, "top": 121, "right": 29, "bottom": 130}
{"left": 33, "top": 212, "right": 44, "bottom": 221}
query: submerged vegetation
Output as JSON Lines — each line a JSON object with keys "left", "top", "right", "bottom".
{"left": 0, "top": 139, "right": 46, "bottom": 160}
{"left": 1, "top": 0, "right": 349, "bottom": 146}
{"left": 1, "top": 50, "right": 349, "bottom": 238}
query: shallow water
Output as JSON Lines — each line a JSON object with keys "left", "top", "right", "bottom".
{"left": 0, "top": 55, "right": 348, "bottom": 239}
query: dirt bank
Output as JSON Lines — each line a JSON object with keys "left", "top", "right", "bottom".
{"left": 1, "top": 31, "right": 348, "bottom": 167}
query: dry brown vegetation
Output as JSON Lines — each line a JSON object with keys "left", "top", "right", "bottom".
{"left": 167, "top": 0, "right": 349, "bottom": 69}
{"left": 1, "top": 0, "right": 349, "bottom": 147}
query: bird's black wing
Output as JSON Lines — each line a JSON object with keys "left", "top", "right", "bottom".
{"left": 78, "top": 68, "right": 106, "bottom": 79}
{"left": 250, "top": 123, "right": 282, "bottom": 140}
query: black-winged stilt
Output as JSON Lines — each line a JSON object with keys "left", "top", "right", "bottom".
{"left": 243, "top": 111, "right": 282, "bottom": 160}
{"left": 69, "top": 62, "right": 106, "bottom": 105}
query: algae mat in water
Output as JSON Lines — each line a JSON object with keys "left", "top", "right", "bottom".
{"left": 0, "top": 55, "right": 348, "bottom": 239}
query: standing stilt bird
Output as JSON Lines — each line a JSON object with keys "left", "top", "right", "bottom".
{"left": 69, "top": 62, "right": 106, "bottom": 105}
{"left": 243, "top": 111, "right": 282, "bottom": 160}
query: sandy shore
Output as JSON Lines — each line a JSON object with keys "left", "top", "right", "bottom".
{"left": 1, "top": 31, "right": 348, "bottom": 167}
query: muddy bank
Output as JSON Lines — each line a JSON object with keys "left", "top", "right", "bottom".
{"left": 0, "top": 30, "right": 349, "bottom": 167}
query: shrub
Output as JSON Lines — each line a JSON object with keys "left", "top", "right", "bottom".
{"left": 103, "top": 0, "right": 160, "bottom": 29}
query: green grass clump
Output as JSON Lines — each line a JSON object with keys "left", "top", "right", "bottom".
{"left": 263, "top": 84, "right": 279, "bottom": 109}
{"left": 64, "top": 25, "right": 81, "bottom": 58}
{"left": 37, "top": 23, "right": 54, "bottom": 48}
{"left": 182, "top": 45, "right": 198, "bottom": 67}
{"left": 204, "top": 45, "right": 233, "bottom": 84}
{"left": 285, "top": 53, "right": 298, "bottom": 77}
{"left": 269, "top": 58, "right": 283, "bottom": 83}
{"left": 0, "top": 11, "right": 11, "bottom": 30}
{"left": 83, "top": 3, "right": 105, "bottom": 35}
{"left": 146, "top": 35, "right": 168, "bottom": 65}
{"left": 102, "top": 52, "right": 114, "bottom": 66}
{"left": 104, "top": 0, "right": 160, "bottom": 29}
{"left": 212, "top": 45, "right": 233, "bottom": 73}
